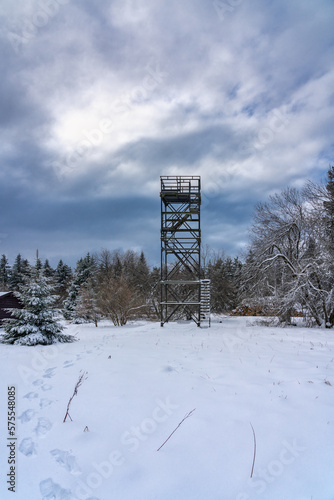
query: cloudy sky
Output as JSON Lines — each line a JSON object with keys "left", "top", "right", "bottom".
{"left": 0, "top": 0, "right": 333, "bottom": 267}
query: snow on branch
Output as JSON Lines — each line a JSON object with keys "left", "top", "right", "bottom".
{"left": 261, "top": 253, "right": 296, "bottom": 275}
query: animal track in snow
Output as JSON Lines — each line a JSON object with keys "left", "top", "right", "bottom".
{"left": 39, "top": 478, "right": 72, "bottom": 500}
{"left": 35, "top": 417, "right": 52, "bottom": 437}
{"left": 63, "top": 360, "right": 74, "bottom": 368}
{"left": 41, "top": 384, "right": 52, "bottom": 391}
{"left": 32, "top": 379, "right": 44, "bottom": 386}
{"left": 24, "top": 391, "right": 39, "bottom": 400}
{"left": 43, "top": 367, "right": 57, "bottom": 378}
{"left": 50, "top": 449, "right": 81, "bottom": 475}
{"left": 40, "top": 398, "right": 53, "bottom": 409}
{"left": 18, "top": 409, "right": 36, "bottom": 423}
{"left": 163, "top": 365, "right": 176, "bottom": 373}
{"left": 19, "top": 437, "right": 37, "bottom": 457}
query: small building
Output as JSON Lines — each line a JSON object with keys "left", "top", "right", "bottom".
{"left": 0, "top": 292, "right": 22, "bottom": 324}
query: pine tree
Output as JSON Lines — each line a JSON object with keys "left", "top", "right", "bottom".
{"left": 130, "top": 251, "right": 150, "bottom": 298}
{"left": 62, "top": 280, "right": 81, "bottom": 321}
{"left": 75, "top": 253, "right": 96, "bottom": 286}
{"left": 35, "top": 256, "right": 42, "bottom": 272}
{"left": 0, "top": 254, "right": 10, "bottom": 290}
{"left": 113, "top": 253, "right": 123, "bottom": 279}
{"left": 63, "top": 254, "right": 96, "bottom": 322}
{"left": 10, "top": 254, "right": 30, "bottom": 290}
{"left": 1, "top": 266, "right": 75, "bottom": 345}
{"left": 75, "top": 279, "right": 101, "bottom": 327}
{"left": 43, "top": 259, "right": 54, "bottom": 278}
{"left": 54, "top": 259, "right": 72, "bottom": 306}
{"left": 207, "top": 255, "right": 239, "bottom": 312}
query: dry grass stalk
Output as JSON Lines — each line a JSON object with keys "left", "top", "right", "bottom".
{"left": 157, "top": 408, "right": 196, "bottom": 451}
{"left": 250, "top": 422, "right": 257, "bottom": 478}
{"left": 63, "top": 371, "right": 88, "bottom": 423}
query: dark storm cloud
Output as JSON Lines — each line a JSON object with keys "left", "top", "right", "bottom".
{"left": 0, "top": 193, "right": 157, "bottom": 234}
{"left": 0, "top": 189, "right": 160, "bottom": 266}
{"left": 115, "top": 124, "right": 239, "bottom": 167}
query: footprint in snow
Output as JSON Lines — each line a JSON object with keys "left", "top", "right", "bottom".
{"left": 39, "top": 478, "right": 72, "bottom": 500}
{"left": 50, "top": 449, "right": 81, "bottom": 475}
{"left": 24, "top": 391, "right": 39, "bottom": 400}
{"left": 43, "top": 367, "right": 57, "bottom": 378}
{"left": 40, "top": 398, "right": 53, "bottom": 409}
{"left": 19, "top": 437, "right": 37, "bottom": 457}
{"left": 18, "top": 409, "right": 36, "bottom": 423}
{"left": 41, "top": 384, "right": 52, "bottom": 391}
{"left": 32, "top": 379, "right": 44, "bottom": 386}
{"left": 63, "top": 360, "right": 74, "bottom": 368}
{"left": 163, "top": 365, "right": 175, "bottom": 373}
{"left": 35, "top": 417, "right": 52, "bottom": 437}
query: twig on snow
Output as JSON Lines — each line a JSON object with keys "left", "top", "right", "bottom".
{"left": 157, "top": 408, "right": 196, "bottom": 451}
{"left": 250, "top": 422, "right": 257, "bottom": 478}
{"left": 63, "top": 371, "right": 88, "bottom": 423}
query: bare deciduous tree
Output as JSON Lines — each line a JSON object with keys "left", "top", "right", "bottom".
{"left": 242, "top": 183, "right": 334, "bottom": 327}
{"left": 97, "top": 276, "right": 144, "bottom": 326}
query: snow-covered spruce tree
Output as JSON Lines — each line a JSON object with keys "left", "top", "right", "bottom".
{"left": 54, "top": 259, "right": 72, "bottom": 306}
{"left": 1, "top": 266, "right": 75, "bottom": 345}
{"left": 0, "top": 254, "right": 10, "bottom": 290}
{"left": 43, "top": 259, "right": 55, "bottom": 278}
{"left": 63, "top": 253, "right": 96, "bottom": 322}
{"left": 9, "top": 254, "right": 30, "bottom": 290}
{"left": 62, "top": 280, "right": 81, "bottom": 322}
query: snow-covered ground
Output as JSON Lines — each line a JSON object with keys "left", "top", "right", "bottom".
{"left": 1, "top": 316, "right": 334, "bottom": 500}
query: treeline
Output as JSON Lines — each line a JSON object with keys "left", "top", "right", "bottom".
{"left": 0, "top": 254, "right": 72, "bottom": 295}
{"left": 0, "top": 248, "right": 243, "bottom": 325}
{"left": 0, "top": 250, "right": 154, "bottom": 326}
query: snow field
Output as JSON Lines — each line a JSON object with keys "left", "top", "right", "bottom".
{"left": 0, "top": 316, "right": 334, "bottom": 500}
